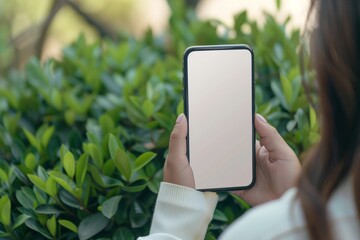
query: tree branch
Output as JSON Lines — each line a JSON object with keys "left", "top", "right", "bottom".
{"left": 35, "top": 0, "right": 67, "bottom": 58}
{"left": 66, "top": 0, "right": 118, "bottom": 41}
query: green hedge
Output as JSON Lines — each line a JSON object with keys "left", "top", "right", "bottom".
{"left": 0, "top": 1, "right": 319, "bottom": 239}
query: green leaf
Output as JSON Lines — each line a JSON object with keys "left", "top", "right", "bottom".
{"left": 59, "top": 219, "right": 78, "bottom": 233}
{"left": 270, "top": 81, "right": 288, "bottom": 110}
{"left": 0, "top": 195, "right": 11, "bottom": 226}
{"left": 34, "top": 187, "right": 47, "bottom": 205}
{"left": 280, "top": 74, "right": 292, "bottom": 109}
{"left": 205, "top": 232, "right": 217, "bottom": 240}
{"left": 48, "top": 170, "right": 76, "bottom": 194}
{"left": 16, "top": 189, "right": 35, "bottom": 209}
{"left": 234, "top": 11, "right": 248, "bottom": 33}
{"left": 35, "top": 205, "right": 64, "bottom": 214}
{"left": 88, "top": 165, "right": 123, "bottom": 188}
{"left": 76, "top": 153, "right": 89, "bottom": 187}
{"left": 134, "top": 152, "right": 156, "bottom": 172}
{"left": 295, "top": 108, "right": 309, "bottom": 131}
{"left": 65, "top": 110, "right": 76, "bottom": 126}
{"left": 309, "top": 131, "right": 321, "bottom": 144}
{"left": 25, "top": 153, "right": 37, "bottom": 170}
{"left": 286, "top": 119, "right": 297, "bottom": 132}
{"left": 142, "top": 100, "right": 154, "bottom": 118}
{"left": 22, "top": 187, "right": 38, "bottom": 206}
{"left": 51, "top": 89, "right": 62, "bottom": 110}
{"left": 112, "top": 227, "right": 134, "bottom": 240}
{"left": 23, "top": 128, "right": 41, "bottom": 152}
{"left": 13, "top": 165, "right": 30, "bottom": 184}
{"left": 153, "top": 112, "right": 173, "bottom": 131}
{"left": 99, "top": 114, "right": 115, "bottom": 134}
{"left": 63, "top": 151, "right": 76, "bottom": 178}
{"left": 0, "top": 168, "right": 8, "bottom": 182}
{"left": 102, "top": 159, "right": 115, "bottom": 176}
{"left": 108, "top": 134, "right": 124, "bottom": 159}
{"left": 59, "top": 144, "right": 69, "bottom": 165}
{"left": 213, "top": 209, "right": 228, "bottom": 222}
{"left": 3, "top": 113, "right": 20, "bottom": 134}
{"left": 37, "top": 166, "right": 48, "bottom": 181}
{"left": 147, "top": 170, "right": 162, "bottom": 193}
{"left": 129, "top": 201, "right": 149, "bottom": 228}
{"left": 276, "top": 0, "right": 282, "bottom": 10}
{"left": 87, "top": 164, "right": 105, "bottom": 187}
{"left": 101, "top": 195, "right": 122, "bottom": 219}
{"left": 129, "top": 96, "right": 143, "bottom": 111}
{"left": 230, "top": 193, "right": 251, "bottom": 210}
{"left": 0, "top": 231, "right": 11, "bottom": 238}
{"left": 25, "top": 219, "right": 52, "bottom": 239}
{"left": 41, "top": 126, "right": 55, "bottom": 148}
{"left": 78, "top": 213, "right": 109, "bottom": 240}
{"left": 176, "top": 100, "right": 184, "bottom": 116}
{"left": 167, "top": 0, "right": 186, "bottom": 18}
{"left": 122, "top": 179, "right": 147, "bottom": 193}
{"left": 309, "top": 106, "right": 317, "bottom": 129}
{"left": 47, "top": 215, "right": 56, "bottom": 237}
{"left": 101, "top": 175, "right": 123, "bottom": 187}
{"left": 58, "top": 189, "right": 81, "bottom": 209}
{"left": 125, "top": 100, "right": 147, "bottom": 125}
{"left": 27, "top": 174, "right": 46, "bottom": 190}
{"left": 113, "top": 148, "right": 132, "bottom": 181}
{"left": 85, "top": 143, "right": 103, "bottom": 169}
{"left": 45, "top": 178, "right": 57, "bottom": 197}
{"left": 12, "top": 214, "right": 31, "bottom": 230}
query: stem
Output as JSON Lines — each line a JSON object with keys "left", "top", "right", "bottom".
{"left": 4, "top": 224, "right": 18, "bottom": 240}
{"left": 52, "top": 196, "right": 76, "bottom": 217}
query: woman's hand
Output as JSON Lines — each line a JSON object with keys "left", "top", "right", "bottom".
{"left": 163, "top": 113, "right": 301, "bottom": 205}
{"left": 163, "top": 113, "right": 195, "bottom": 188}
{"left": 233, "top": 114, "right": 301, "bottom": 206}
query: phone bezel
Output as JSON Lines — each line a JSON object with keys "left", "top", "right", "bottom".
{"left": 183, "top": 44, "right": 256, "bottom": 192}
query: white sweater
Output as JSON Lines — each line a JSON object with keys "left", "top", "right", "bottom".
{"left": 139, "top": 177, "right": 359, "bottom": 239}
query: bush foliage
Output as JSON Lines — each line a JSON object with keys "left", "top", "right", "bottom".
{"left": 0, "top": 1, "right": 318, "bottom": 239}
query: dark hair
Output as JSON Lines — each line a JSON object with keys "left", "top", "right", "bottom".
{"left": 297, "top": 0, "right": 360, "bottom": 239}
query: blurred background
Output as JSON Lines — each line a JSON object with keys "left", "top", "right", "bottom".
{"left": 0, "top": 1, "right": 319, "bottom": 239}
{"left": 0, "top": 0, "right": 308, "bottom": 71}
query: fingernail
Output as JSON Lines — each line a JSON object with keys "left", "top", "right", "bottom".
{"left": 256, "top": 114, "right": 267, "bottom": 123}
{"left": 176, "top": 114, "right": 184, "bottom": 124}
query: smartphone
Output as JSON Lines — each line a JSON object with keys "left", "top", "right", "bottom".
{"left": 183, "top": 44, "right": 255, "bottom": 191}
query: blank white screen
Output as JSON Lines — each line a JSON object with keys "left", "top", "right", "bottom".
{"left": 187, "top": 48, "right": 253, "bottom": 190}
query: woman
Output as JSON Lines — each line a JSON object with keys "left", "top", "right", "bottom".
{"left": 139, "top": 0, "right": 360, "bottom": 239}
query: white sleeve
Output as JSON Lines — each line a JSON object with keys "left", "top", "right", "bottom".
{"left": 138, "top": 182, "right": 219, "bottom": 240}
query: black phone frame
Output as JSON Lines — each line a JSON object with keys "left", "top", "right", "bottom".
{"left": 183, "top": 44, "right": 256, "bottom": 192}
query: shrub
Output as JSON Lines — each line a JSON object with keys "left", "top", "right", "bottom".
{"left": 0, "top": 1, "right": 318, "bottom": 239}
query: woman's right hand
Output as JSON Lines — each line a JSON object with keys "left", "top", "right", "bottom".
{"left": 233, "top": 114, "right": 301, "bottom": 206}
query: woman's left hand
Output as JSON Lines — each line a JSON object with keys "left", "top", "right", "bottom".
{"left": 163, "top": 113, "right": 195, "bottom": 188}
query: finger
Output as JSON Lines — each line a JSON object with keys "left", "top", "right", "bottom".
{"left": 167, "top": 113, "right": 188, "bottom": 160}
{"left": 254, "top": 114, "right": 287, "bottom": 153}
{"left": 255, "top": 140, "right": 261, "bottom": 152}
{"left": 255, "top": 140, "right": 262, "bottom": 163}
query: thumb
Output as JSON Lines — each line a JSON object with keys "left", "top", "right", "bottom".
{"left": 255, "top": 114, "right": 288, "bottom": 153}
{"left": 164, "top": 113, "right": 194, "bottom": 188}
{"left": 167, "top": 113, "right": 188, "bottom": 160}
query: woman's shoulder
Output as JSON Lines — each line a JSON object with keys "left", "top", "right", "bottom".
{"left": 220, "top": 188, "right": 306, "bottom": 240}
{"left": 220, "top": 177, "right": 358, "bottom": 240}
